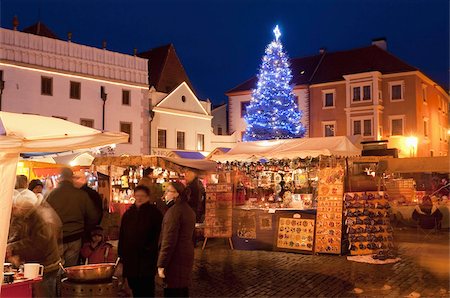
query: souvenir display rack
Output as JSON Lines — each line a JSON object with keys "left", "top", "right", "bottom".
{"left": 315, "top": 165, "right": 345, "bottom": 254}
{"left": 203, "top": 183, "right": 234, "bottom": 250}
{"left": 274, "top": 212, "right": 316, "bottom": 253}
{"left": 344, "top": 192, "right": 395, "bottom": 259}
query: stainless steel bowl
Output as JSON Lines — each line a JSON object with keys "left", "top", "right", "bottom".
{"left": 64, "top": 263, "right": 116, "bottom": 282}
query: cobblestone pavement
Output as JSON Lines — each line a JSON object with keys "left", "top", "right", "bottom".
{"left": 156, "top": 228, "right": 449, "bottom": 297}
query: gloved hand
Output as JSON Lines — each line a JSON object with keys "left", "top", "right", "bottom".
{"left": 158, "top": 267, "right": 165, "bottom": 278}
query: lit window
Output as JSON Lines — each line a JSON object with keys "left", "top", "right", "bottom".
{"left": 197, "top": 134, "right": 205, "bottom": 151}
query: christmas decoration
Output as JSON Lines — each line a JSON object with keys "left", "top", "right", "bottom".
{"left": 244, "top": 25, "right": 306, "bottom": 141}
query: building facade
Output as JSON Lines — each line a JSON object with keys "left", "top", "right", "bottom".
{"left": 227, "top": 40, "right": 449, "bottom": 157}
{"left": 149, "top": 82, "right": 214, "bottom": 156}
{"left": 211, "top": 103, "right": 228, "bottom": 135}
{"left": 0, "top": 26, "right": 149, "bottom": 155}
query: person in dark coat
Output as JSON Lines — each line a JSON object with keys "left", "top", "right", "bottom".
{"left": 118, "top": 185, "right": 163, "bottom": 297}
{"left": 46, "top": 168, "right": 99, "bottom": 267}
{"left": 157, "top": 182, "right": 196, "bottom": 298}
{"left": 73, "top": 171, "right": 103, "bottom": 240}
{"left": 185, "top": 170, "right": 204, "bottom": 222}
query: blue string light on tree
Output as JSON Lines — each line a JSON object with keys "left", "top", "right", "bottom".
{"left": 243, "top": 25, "right": 306, "bottom": 141}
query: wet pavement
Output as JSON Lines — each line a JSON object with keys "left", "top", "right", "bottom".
{"left": 155, "top": 228, "right": 449, "bottom": 297}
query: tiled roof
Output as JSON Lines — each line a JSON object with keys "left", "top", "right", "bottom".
{"left": 227, "top": 45, "right": 419, "bottom": 94}
{"left": 22, "top": 22, "right": 59, "bottom": 39}
{"left": 138, "top": 44, "right": 195, "bottom": 94}
{"left": 310, "top": 45, "right": 417, "bottom": 84}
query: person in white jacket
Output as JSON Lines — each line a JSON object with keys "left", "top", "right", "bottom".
{"left": 14, "top": 175, "right": 40, "bottom": 206}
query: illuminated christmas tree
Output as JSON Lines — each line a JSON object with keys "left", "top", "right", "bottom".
{"left": 244, "top": 25, "right": 306, "bottom": 141}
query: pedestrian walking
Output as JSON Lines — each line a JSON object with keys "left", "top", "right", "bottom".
{"left": 158, "top": 182, "right": 196, "bottom": 298}
{"left": 118, "top": 185, "right": 163, "bottom": 297}
{"left": 46, "top": 168, "right": 99, "bottom": 267}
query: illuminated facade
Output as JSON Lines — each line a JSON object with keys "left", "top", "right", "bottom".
{"left": 228, "top": 40, "right": 448, "bottom": 157}
{"left": 0, "top": 26, "right": 149, "bottom": 155}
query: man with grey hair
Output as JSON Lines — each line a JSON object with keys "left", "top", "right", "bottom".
{"left": 46, "top": 168, "right": 99, "bottom": 267}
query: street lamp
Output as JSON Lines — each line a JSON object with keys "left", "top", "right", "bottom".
{"left": 405, "top": 136, "right": 418, "bottom": 157}
{"left": 100, "top": 86, "right": 108, "bottom": 131}
{"left": 0, "top": 71, "right": 5, "bottom": 111}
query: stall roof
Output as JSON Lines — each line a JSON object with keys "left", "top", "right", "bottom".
{"left": 211, "top": 136, "right": 361, "bottom": 162}
{"left": 92, "top": 155, "right": 216, "bottom": 173}
{"left": 380, "top": 156, "right": 450, "bottom": 173}
{"left": 169, "top": 151, "right": 205, "bottom": 160}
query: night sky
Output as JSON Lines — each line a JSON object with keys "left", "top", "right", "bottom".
{"left": 1, "top": 0, "right": 448, "bottom": 105}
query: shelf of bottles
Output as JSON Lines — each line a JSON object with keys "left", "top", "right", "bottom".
{"left": 110, "top": 166, "right": 182, "bottom": 203}
{"left": 111, "top": 166, "right": 143, "bottom": 204}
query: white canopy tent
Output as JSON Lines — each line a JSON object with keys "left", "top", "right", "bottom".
{"left": 210, "top": 136, "right": 362, "bottom": 162}
{"left": 0, "top": 112, "right": 128, "bottom": 288}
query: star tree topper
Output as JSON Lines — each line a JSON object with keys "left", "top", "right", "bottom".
{"left": 273, "top": 25, "right": 281, "bottom": 41}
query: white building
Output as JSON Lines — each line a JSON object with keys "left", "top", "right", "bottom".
{"left": 211, "top": 103, "right": 227, "bottom": 135}
{"left": 149, "top": 82, "right": 214, "bottom": 156}
{"left": 0, "top": 25, "right": 149, "bottom": 155}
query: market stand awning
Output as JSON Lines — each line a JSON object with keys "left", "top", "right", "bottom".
{"left": 211, "top": 136, "right": 361, "bottom": 162}
{"left": 92, "top": 155, "right": 217, "bottom": 174}
{"left": 380, "top": 156, "right": 450, "bottom": 173}
{"left": 0, "top": 111, "right": 128, "bottom": 289}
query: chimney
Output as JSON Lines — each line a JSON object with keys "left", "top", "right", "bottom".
{"left": 102, "top": 40, "right": 107, "bottom": 49}
{"left": 372, "top": 37, "right": 387, "bottom": 51}
{"left": 133, "top": 48, "right": 137, "bottom": 56}
{"left": 319, "top": 47, "right": 326, "bottom": 54}
{"left": 12, "top": 15, "right": 19, "bottom": 31}
{"left": 67, "top": 32, "right": 72, "bottom": 42}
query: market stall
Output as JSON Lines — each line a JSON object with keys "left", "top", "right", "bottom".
{"left": 378, "top": 156, "right": 450, "bottom": 228}
{"left": 0, "top": 111, "right": 128, "bottom": 293}
{"left": 210, "top": 136, "right": 361, "bottom": 254}
{"left": 92, "top": 155, "right": 217, "bottom": 222}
